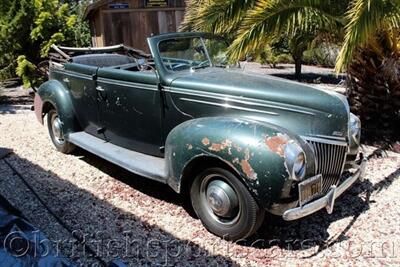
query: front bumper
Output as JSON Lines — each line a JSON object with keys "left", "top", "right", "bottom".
{"left": 282, "top": 155, "right": 367, "bottom": 221}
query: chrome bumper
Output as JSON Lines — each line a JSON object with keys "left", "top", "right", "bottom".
{"left": 282, "top": 156, "right": 368, "bottom": 221}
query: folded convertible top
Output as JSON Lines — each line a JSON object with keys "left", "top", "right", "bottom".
{"left": 50, "top": 44, "right": 151, "bottom": 63}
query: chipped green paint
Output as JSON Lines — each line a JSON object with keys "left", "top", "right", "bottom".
{"left": 165, "top": 117, "right": 316, "bottom": 208}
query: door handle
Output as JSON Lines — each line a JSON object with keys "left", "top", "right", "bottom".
{"left": 96, "top": 86, "right": 105, "bottom": 92}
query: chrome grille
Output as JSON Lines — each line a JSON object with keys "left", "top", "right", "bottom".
{"left": 307, "top": 140, "right": 347, "bottom": 194}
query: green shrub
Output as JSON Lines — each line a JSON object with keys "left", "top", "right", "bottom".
{"left": 254, "top": 44, "right": 293, "bottom": 67}
{"left": 303, "top": 44, "right": 339, "bottom": 67}
{"left": 0, "top": 0, "right": 91, "bottom": 88}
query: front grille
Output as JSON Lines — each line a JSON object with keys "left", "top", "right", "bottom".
{"left": 306, "top": 140, "right": 347, "bottom": 194}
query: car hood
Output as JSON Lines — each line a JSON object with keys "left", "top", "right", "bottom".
{"left": 168, "top": 68, "right": 349, "bottom": 140}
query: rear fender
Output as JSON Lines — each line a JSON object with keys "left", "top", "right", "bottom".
{"left": 165, "top": 117, "right": 315, "bottom": 208}
{"left": 35, "top": 80, "right": 79, "bottom": 135}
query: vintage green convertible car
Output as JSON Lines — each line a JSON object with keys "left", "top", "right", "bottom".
{"left": 34, "top": 32, "right": 367, "bottom": 240}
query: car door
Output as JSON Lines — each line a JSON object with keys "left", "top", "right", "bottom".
{"left": 63, "top": 63, "right": 102, "bottom": 138}
{"left": 95, "top": 68, "right": 164, "bottom": 157}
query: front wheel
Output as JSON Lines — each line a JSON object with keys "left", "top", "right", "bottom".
{"left": 47, "top": 109, "right": 75, "bottom": 154}
{"left": 190, "top": 167, "right": 265, "bottom": 240}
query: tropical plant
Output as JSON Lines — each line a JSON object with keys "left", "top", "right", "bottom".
{"left": 340, "top": 0, "right": 400, "bottom": 142}
{"left": 183, "top": 0, "right": 400, "bottom": 141}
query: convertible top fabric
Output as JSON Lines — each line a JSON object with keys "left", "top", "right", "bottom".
{"left": 0, "top": 194, "right": 74, "bottom": 267}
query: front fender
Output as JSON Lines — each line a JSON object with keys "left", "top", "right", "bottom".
{"left": 165, "top": 117, "right": 315, "bottom": 209}
{"left": 36, "top": 80, "right": 78, "bottom": 135}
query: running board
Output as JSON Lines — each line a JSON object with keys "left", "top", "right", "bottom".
{"left": 67, "top": 132, "right": 167, "bottom": 182}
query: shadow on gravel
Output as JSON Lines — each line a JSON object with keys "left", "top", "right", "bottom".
{"left": 249, "top": 165, "right": 400, "bottom": 256}
{"left": 1, "top": 151, "right": 240, "bottom": 266}
{"left": 73, "top": 148, "right": 191, "bottom": 212}
{"left": 247, "top": 178, "right": 374, "bottom": 251}
{"left": 72, "top": 147, "right": 400, "bottom": 255}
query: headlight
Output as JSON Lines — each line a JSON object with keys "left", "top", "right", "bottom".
{"left": 284, "top": 142, "right": 306, "bottom": 181}
{"left": 349, "top": 113, "right": 361, "bottom": 145}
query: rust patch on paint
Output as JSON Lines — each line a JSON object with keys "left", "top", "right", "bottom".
{"left": 208, "top": 139, "right": 232, "bottom": 153}
{"left": 265, "top": 134, "right": 289, "bottom": 157}
{"left": 240, "top": 148, "right": 257, "bottom": 180}
{"left": 202, "top": 137, "right": 210, "bottom": 146}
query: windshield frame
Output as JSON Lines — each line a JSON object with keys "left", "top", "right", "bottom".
{"left": 147, "top": 32, "right": 233, "bottom": 83}
{"left": 155, "top": 34, "right": 230, "bottom": 73}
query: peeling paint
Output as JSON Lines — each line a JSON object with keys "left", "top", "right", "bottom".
{"left": 265, "top": 134, "right": 289, "bottom": 157}
{"left": 208, "top": 139, "right": 232, "bottom": 153}
{"left": 187, "top": 144, "right": 193, "bottom": 150}
{"left": 240, "top": 148, "right": 258, "bottom": 180}
{"left": 202, "top": 137, "right": 210, "bottom": 146}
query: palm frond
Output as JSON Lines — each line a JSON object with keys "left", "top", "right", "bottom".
{"left": 181, "top": 0, "right": 255, "bottom": 37}
{"left": 228, "top": 0, "right": 343, "bottom": 60}
{"left": 336, "top": 0, "right": 400, "bottom": 71}
{"left": 180, "top": 0, "right": 207, "bottom": 32}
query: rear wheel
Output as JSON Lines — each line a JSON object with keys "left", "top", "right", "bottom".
{"left": 47, "top": 109, "right": 75, "bottom": 154}
{"left": 190, "top": 167, "right": 265, "bottom": 240}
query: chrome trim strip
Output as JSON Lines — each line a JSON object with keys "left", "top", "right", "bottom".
{"left": 52, "top": 69, "right": 93, "bottom": 80}
{"left": 283, "top": 156, "right": 367, "bottom": 221}
{"left": 179, "top": 97, "right": 280, "bottom": 116}
{"left": 165, "top": 87, "right": 316, "bottom": 116}
{"left": 53, "top": 69, "right": 158, "bottom": 91}
{"left": 302, "top": 135, "right": 347, "bottom": 146}
{"left": 97, "top": 78, "right": 157, "bottom": 91}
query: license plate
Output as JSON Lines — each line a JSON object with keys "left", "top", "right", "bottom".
{"left": 298, "top": 174, "right": 323, "bottom": 206}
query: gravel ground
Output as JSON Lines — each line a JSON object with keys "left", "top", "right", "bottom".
{"left": 0, "top": 111, "right": 399, "bottom": 266}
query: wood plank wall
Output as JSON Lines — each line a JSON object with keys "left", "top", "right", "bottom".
{"left": 88, "top": 0, "right": 186, "bottom": 52}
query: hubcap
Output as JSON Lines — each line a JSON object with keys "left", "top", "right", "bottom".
{"left": 200, "top": 175, "right": 240, "bottom": 225}
{"left": 51, "top": 114, "right": 64, "bottom": 145}
{"left": 206, "top": 180, "right": 238, "bottom": 217}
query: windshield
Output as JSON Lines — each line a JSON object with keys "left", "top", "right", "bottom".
{"left": 158, "top": 36, "right": 236, "bottom": 72}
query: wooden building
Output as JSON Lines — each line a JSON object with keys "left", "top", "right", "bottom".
{"left": 84, "top": 0, "right": 186, "bottom": 52}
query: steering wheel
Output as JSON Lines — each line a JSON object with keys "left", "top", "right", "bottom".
{"left": 134, "top": 58, "right": 150, "bottom": 71}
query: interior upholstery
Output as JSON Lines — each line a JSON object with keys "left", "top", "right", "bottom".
{"left": 72, "top": 54, "right": 136, "bottom": 67}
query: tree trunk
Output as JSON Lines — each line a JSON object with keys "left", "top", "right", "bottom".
{"left": 347, "top": 33, "right": 400, "bottom": 145}
{"left": 294, "top": 57, "right": 302, "bottom": 81}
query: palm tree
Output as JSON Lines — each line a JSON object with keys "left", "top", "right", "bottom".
{"left": 338, "top": 0, "right": 400, "bottom": 142}
{"left": 183, "top": 0, "right": 400, "bottom": 142}
{"left": 182, "top": 0, "right": 345, "bottom": 79}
